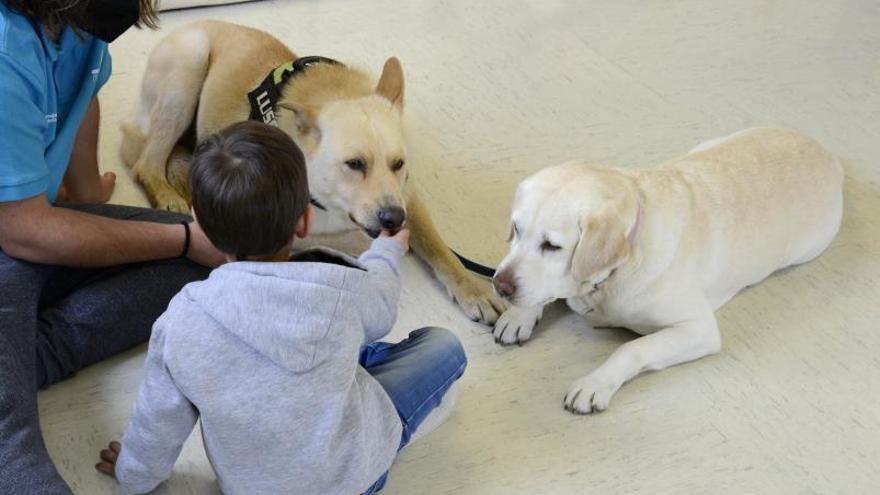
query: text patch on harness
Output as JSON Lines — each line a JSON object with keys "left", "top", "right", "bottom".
{"left": 247, "top": 56, "right": 341, "bottom": 127}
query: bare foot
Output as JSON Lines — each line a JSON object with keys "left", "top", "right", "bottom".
{"left": 97, "top": 171, "right": 117, "bottom": 203}
{"left": 57, "top": 172, "right": 116, "bottom": 204}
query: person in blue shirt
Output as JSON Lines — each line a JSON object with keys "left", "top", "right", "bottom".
{"left": 0, "top": 1, "right": 226, "bottom": 493}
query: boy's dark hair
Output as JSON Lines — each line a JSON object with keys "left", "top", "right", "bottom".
{"left": 189, "top": 121, "right": 310, "bottom": 260}
{"left": 5, "top": 0, "right": 159, "bottom": 38}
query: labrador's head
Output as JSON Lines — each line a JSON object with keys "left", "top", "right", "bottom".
{"left": 279, "top": 58, "right": 408, "bottom": 238}
{"left": 493, "top": 163, "right": 641, "bottom": 307}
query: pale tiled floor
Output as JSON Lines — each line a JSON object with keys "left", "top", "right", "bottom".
{"left": 38, "top": 1, "right": 880, "bottom": 494}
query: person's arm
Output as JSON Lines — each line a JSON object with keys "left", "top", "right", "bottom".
{"left": 0, "top": 194, "right": 224, "bottom": 267}
{"left": 60, "top": 98, "right": 116, "bottom": 203}
{"left": 354, "top": 230, "right": 408, "bottom": 342}
{"left": 0, "top": 51, "right": 222, "bottom": 267}
{"left": 98, "top": 323, "right": 198, "bottom": 493}
{"left": 60, "top": 39, "right": 115, "bottom": 203}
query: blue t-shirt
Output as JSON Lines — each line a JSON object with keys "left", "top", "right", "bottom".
{"left": 0, "top": 2, "right": 112, "bottom": 203}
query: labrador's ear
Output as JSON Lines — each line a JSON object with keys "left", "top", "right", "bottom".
{"left": 572, "top": 201, "right": 641, "bottom": 283}
{"left": 376, "top": 57, "right": 404, "bottom": 109}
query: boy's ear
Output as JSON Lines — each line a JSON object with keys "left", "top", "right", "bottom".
{"left": 375, "top": 57, "right": 404, "bottom": 109}
{"left": 295, "top": 205, "right": 314, "bottom": 239}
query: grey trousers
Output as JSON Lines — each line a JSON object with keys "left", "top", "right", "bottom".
{"left": 0, "top": 204, "right": 210, "bottom": 494}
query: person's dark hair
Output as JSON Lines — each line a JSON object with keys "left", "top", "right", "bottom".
{"left": 4, "top": 0, "right": 159, "bottom": 38}
{"left": 189, "top": 121, "right": 310, "bottom": 260}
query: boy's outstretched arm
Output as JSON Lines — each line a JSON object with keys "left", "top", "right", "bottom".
{"left": 97, "top": 322, "right": 197, "bottom": 494}
{"left": 355, "top": 228, "right": 409, "bottom": 342}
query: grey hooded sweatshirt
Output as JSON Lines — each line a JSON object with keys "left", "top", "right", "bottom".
{"left": 114, "top": 238, "right": 405, "bottom": 495}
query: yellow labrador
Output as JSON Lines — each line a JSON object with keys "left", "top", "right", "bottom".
{"left": 120, "top": 20, "right": 505, "bottom": 324}
{"left": 492, "top": 128, "right": 844, "bottom": 413}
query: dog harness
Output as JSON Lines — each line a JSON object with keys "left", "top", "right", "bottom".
{"left": 247, "top": 56, "right": 341, "bottom": 211}
{"left": 247, "top": 56, "right": 341, "bottom": 126}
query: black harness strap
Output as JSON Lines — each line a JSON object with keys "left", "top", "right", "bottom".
{"left": 247, "top": 56, "right": 341, "bottom": 126}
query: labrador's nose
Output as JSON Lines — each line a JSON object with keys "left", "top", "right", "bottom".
{"left": 493, "top": 269, "right": 517, "bottom": 298}
{"left": 377, "top": 206, "right": 406, "bottom": 229}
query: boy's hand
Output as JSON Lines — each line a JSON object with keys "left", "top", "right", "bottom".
{"left": 381, "top": 227, "right": 410, "bottom": 253}
{"left": 96, "top": 441, "right": 121, "bottom": 478}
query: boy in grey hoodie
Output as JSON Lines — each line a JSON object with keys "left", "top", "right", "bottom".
{"left": 95, "top": 122, "right": 467, "bottom": 494}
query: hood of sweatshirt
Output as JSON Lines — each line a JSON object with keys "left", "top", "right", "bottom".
{"left": 181, "top": 248, "right": 366, "bottom": 373}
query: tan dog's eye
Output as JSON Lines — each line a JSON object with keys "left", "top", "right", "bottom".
{"left": 541, "top": 240, "right": 561, "bottom": 252}
{"left": 345, "top": 159, "right": 367, "bottom": 173}
{"left": 392, "top": 159, "right": 405, "bottom": 172}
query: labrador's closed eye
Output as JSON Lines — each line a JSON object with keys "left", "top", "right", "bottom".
{"left": 540, "top": 240, "right": 561, "bottom": 252}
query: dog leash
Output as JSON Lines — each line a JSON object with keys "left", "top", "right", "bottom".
{"left": 452, "top": 250, "right": 496, "bottom": 277}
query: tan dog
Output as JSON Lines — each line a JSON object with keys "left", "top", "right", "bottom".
{"left": 491, "top": 128, "right": 844, "bottom": 413}
{"left": 121, "top": 20, "right": 505, "bottom": 323}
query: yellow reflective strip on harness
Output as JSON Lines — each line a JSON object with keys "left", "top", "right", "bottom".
{"left": 273, "top": 62, "right": 295, "bottom": 84}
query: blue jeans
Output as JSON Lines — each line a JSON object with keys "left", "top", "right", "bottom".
{"left": 0, "top": 204, "right": 210, "bottom": 494}
{"left": 360, "top": 327, "right": 467, "bottom": 494}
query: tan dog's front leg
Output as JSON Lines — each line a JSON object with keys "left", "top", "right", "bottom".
{"left": 405, "top": 191, "right": 507, "bottom": 324}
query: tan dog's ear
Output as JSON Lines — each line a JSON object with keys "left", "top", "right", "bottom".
{"left": 376, "top": 57, "right": 404, "bottom": 108}
{"left": 572, "top": 202, "right": 641, "bottom": 283}
{"left": 278, "top": 101, "right": 318, "bottom": 139}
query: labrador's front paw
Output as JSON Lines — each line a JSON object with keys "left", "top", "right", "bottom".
{"left": 563, "top": 373, "right": 620, "bottom": 414}
{"left": 448, "top": 275, "right": 508, "bottom": 325}
{"left": 493, "top": 305, "right": 543, "bottom": 346}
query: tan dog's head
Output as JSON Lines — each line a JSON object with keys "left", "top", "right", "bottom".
{"left": 278, "top": 58, "right": 408, "bottom": 237}
{"left": 493, "top": 163, "right": 641, "bottom": 307}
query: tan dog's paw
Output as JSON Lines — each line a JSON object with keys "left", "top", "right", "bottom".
{"left": 448, "top": 276, "right": 508, "bottom": 325}
{"left": 153, "top": 190, "right": 190, "bottom": 214}
{"left": 563, "top": 373, "right": 620, "bottom": 415}
{"left": 493, "top": 305, "right": 543, "bottom": 346}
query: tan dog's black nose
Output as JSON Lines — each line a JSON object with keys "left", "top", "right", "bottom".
{"left": 378, "top": 207, "right": 406, "bottom": 229}
{"left": 493, "top": 269, "right": 517, "bottom": 298}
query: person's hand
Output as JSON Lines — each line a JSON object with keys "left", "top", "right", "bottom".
{"left": 380, "top": 227, "right": 410, "bottom": 253}
{"left": 187, "top": 220, "right": 227, "bottom": 268}
{"left": 95, "top": 441, "right": 121, "bottom": 478}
